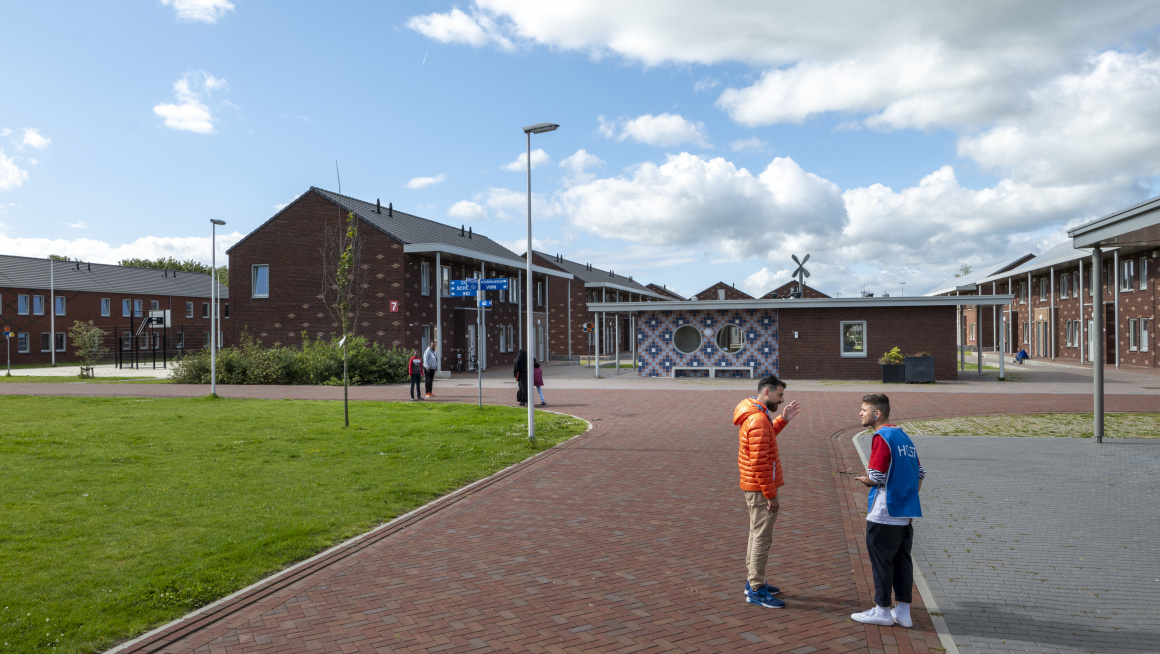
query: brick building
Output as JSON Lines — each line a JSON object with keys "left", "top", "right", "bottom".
{"left": 926, "top": 253, "right": 1033, "bottom": 353}
{"left": 226, "top": 188, "right": 572, "bottom": 372}
{"left": 690, "top": 281, "right": 753, "bottom": 301}
{"left": 760, "top": 280, "right": 830, "bottom": 299}
{"left": 530, "top": 252, "right": 671, "bottom": 359}
{"left": 646, "top": 283, "right": 686, "bottom": 301}
{"left": 0, "top": 254, "right": 226, "bottom": 365}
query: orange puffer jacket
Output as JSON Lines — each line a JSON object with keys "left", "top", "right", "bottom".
{"left": 735, "top": 398, "right": 787, "bottom": 498}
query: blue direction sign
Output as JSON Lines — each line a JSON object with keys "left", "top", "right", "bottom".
{"left": 479, "top": 278, "right": 509, "bottom": 291}
{"left": 449, "top": 288, "right": 476, "bottom": 297}
{"left": 479, "top": 300, "right": 493, "bottom": 307}
{"left": 449, "top": 279, "right": 479, "bottom": 291}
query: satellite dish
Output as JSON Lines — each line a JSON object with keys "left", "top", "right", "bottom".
{"left": 790, "top": 253, "right": 811, "bottom": 294}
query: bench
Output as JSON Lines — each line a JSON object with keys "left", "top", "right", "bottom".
{"left": 671, "top": 365, "right": 754, "bottom": 378}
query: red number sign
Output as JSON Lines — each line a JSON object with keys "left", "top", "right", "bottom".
{"left": 389, "top": 301, "right": 399, "bottom": 312}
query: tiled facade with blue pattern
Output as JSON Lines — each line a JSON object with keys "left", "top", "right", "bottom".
{"left": 636, "top": 309, "right": 778, "bottom": 377}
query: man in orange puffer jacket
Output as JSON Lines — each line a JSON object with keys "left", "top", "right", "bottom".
{"left": 735, "top": 374, "right": 801, "bottom": 609}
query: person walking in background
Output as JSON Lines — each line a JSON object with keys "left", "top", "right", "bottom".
{"left": 423, "top": 341, "right": 438, "bottom": 398}
{"left": 533, "top": 358, "right": 546, "bottom": 406}
{"left": 514, "top": 348, "right": 528, "bottom": 406}
{"left": 735, "top": 374, "right": 801, "bottom": 609}
{"left": 408, "top": 350, "right": 424, "bottom": 401}
{"left": 852, "top": 393, "right": 926, "bottom": 628}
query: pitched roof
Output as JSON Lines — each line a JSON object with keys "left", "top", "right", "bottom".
{"left": 646, "top": 283, "right": 686, "bottom": 300}
{"left": 924, "top": 253, "right": 1035, "bottom": 296}
{"left": 532, "top": 251, "right": 668, "bottom": 298}
{"left": 0, "top": 254, "right": 226, "bottom": 298}
{"left": 978, "top": 242, "right": 1095, "bottom": 283}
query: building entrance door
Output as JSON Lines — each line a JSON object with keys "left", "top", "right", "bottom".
{"left": 1105, "top": 304, "right": 1116, "bottom": 363}
{"left": 467, "top": 325, "right": 477, "bottom": 369}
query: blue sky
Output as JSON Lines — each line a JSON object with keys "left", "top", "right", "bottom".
{"left": 3, "top": 1, "right": 1160, "bottom": 298}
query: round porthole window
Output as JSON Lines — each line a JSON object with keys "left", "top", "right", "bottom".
{"left": 715, "top": 324, "right": 745, "bottom": 353}
{"left": 673, "top": 324, "right": 702, "bottom": 354}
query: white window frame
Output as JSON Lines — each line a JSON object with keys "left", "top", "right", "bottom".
{"left": 840, "top": 320, "right": 867, "bottom": 358}
{"left": 441, "top": 266, "right": 451, "bottom": 297}
{"left": 202, "top": 302, "right": 210, "bottom": 319}
{"left": 55, "top": 332, "right": 66, "bottom": 352}
{"left": 55, "top": 296, "right": 66, "bottom": 316}
{"left": 536, "top": 281, "right": 543, "bottom": 307}
{"left": 510, "top": 278, "right": 519, "bottom": 304}
{"left": 717, "top": 288, "right": 726, "bottom": 300}
{"left": 1120, "top": 259, "right": 1134, "bottom": 292}
{"left": 186, "top": 301, "right": 194, "bottom": 319}
{"left": 176, "top": 330, "right": 185, "bottom": 349}
{"left": 251, "top": 264, "right": 270, "bottom": 298}
{"left": 1023, "top": 321, "right": 1029, "bottom": 344}
{"left": 1128, "top": 318, "right": 1138, "bottom": 351}
{"left": 100, "top": 298, "right": 111, "bottom": 317}
{"left": 1140, "top": 257, "right": 1149, "bottom": 290}
{"left": 150, "top": 299, "right": 159, "bottom": 311}
{"left": 17, "top": 294, "right": 29, "bottom": 315}
{"left": 1141, "top": 318, "right": 1151, "bottom": 352}
{"left": 17, "top": 332, "right": 29, "bottom": 353}
{"left": 122, "top": 299, "right": 131, "bottom": 317}
{"left": 1039, "top": 277, "right": 1047, "bottom": 301}
{"left": 1019, "top": 282, "right": 1027, "bottom": 304}
{"left": 133, "top": 299, "right": 142, "bottom": 317}
{"left": 420, "top": 261, "right": 431, "bottom": 296}
{"left": 499, "top": 324, "right": 506, "bottom": 352}
{"left": 121, "top": 331, "right": 132, "bottom": 351}
{"left": 32, "top": 294, "right": 44, "bottom": 315}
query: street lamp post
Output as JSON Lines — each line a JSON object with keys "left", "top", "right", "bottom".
{"left": 900, "top": 281, "right": 906, "bottom": 297}
{"left": 523, "top": 122, "right": 558, "bottom": 445}
{"left": 210, "top": 219, "right": 226, "bottom": 396}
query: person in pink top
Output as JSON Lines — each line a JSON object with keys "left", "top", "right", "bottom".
{"left": 533, "top": 359, "right": 546, "bottom": 406}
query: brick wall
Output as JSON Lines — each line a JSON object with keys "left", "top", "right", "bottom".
{"left": 692, "top": 281, "right": 754, "bottom": 301}
{"left": 762, "top": 280, "right": 830, "bottom": 299}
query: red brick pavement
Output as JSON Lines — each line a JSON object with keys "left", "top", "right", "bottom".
{"left": 5, "top": 383, "right": 1151, "bottom": 654}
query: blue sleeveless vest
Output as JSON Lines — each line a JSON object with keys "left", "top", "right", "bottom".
{"left": 867, "top": 426, "right": 922, "bottom": 519}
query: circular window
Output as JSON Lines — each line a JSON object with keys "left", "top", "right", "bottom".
{"left": 673, "top": 324, "right": 702, "bottom": 354}
{"left": 715, "top": 324, "right": 745, "bottom": 353}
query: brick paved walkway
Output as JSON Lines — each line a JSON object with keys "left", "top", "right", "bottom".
{"left": 4, "top": 382, "right": 1153, "bottom": 654}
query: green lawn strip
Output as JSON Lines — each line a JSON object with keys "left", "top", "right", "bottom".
{"left": 900, "top": 413, "right": 1160, "bottom": 438}
{"left": 0, "top": 376, "right": 167, "bottom": 384}
{"left": 0, "top": 396, "right": 586, "bottom": 654}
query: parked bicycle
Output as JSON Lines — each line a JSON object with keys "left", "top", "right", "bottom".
{"left": 451, "top": 348, "right": 465, "bottom": 372}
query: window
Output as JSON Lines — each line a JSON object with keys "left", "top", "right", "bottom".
{"left": 422, "top": 325, "right": 432, "bottom": 352}
{"left": 55, "top": 333, "right": 65, "bottom": 352}
{"left": 17, "top": 294, "right": 29, "bottom": 315}
{"left": 1039, "top": 277, "right": 1047, "bottom": 301}
{"left": 510, "top": 278, "right": 519, "bottom": 304}
{"left": 441, "top": 266, "right": 451, "bottom": 296}
{"left": 150, "top": 300, "right": 159, "bottom": 310}
{"left": 176, "top": 331, "right": 185, "bottom": 349}
{"left": 716, "top": 324, "right": 744, "bottom": 353}
{"left": 717, "top": 288, "right": 726, "bottom": 300}
{"left": 41, "top": 333, "right": 51, "bottom": 352}
{"left": 1060, "top": 273, "right": 1070, "bottom": 299}
{"left": 251, "top": 264, "right": 270, "bottom": 298}
{"left": 841, "top": 321, "right": 867, "bottom": 358}
{"left": 1019, "top": 282, "right": 1027, "bottom": 304}
{"left": 1129, "top": 319, "right": 1139, "bottom": 351}
{"left": 536, "top": 282, "right": 543, "bottom": 307}
{"left": 1142, "top": 318, "right": 1151, "bottom": 352}
{"left": 224, "top": 303, "right": 229, "bottom": 319}
{"left": 101, "top": 298, "right": 111, "bottom": 317}
{"left": 55, "top": 296, "right": 66, "bottom": 316}
{"left": 121, "top": 331, "right": 131, "bottom": 351}
{"left": 508, "top": 325, "right": 515, "bottom": 352}
{"left": 673, "top": 324, "right": 702, "bottom": 354}
{"left": 186, "top": 301, "right": 194, "bottom": 318}
{"left": 133, "top": 299, "right": 142, "bottom": 317}
{"left": 17, "top": 332, "right": 29, "bottom": 353}
{"left": 1023, "top": 321, "right": 1029, "bottom": 343}
{"left": 122, "top": 299, "right": 131, "bottom": 317}
{"left": 1141, "top": 257, "right": 1149, "bottom": 290}
{"left": 202, "top": 302, "right": 209, "bottom": 319}
{"left": 499, "top": 325, "right": 506, "bottom": 352}
{"left": 499, "top": 285, "right": 506, "bottom": 303}
{"left": 1120, "top": 259, "right": 1134, "bottom": 291}
{"left": 420, "top": 261, "right": 431, "bottom": 296}
{"left": 32, "top": 295, "right": 44, "bottom": 315}
{"left": 202, "top": 331, "right": 210, "bottom": 348}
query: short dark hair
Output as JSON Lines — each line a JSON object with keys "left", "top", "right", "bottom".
{"left": 758, "top": 374, "right": 787, "bottom": 394}
{"left": 862, "top": 393, "right": 890, "bottom": 420}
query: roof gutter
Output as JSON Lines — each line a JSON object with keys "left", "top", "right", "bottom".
{"left": 403, "top": 243, "right": 573, "bottom": 279}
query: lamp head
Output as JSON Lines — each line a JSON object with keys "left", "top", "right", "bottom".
{"left": 522, "top": 123, "right": 559, "bottom": 134}
{"left": 210, "top": 219, "right": 226, "bottom": 226}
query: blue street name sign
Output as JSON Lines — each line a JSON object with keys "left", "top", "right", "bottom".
{"left": 479, "top": 300, "right": 493, "bottom": 307}
{"left": 479, "top": 278, "right": 509, "bottom": 291}
{"left": 449, "top": 288, "right": 477, "bottom": 297}
{"left": 449, "top": 279, "right": 479, "bottom": 291}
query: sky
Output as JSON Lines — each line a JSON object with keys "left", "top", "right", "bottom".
{"left": 3, "top": 1, "right": 1160, "bottom": 299}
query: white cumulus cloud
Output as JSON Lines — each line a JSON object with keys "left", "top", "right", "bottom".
{"left": 21, "top": 128, "right": 51, "bottom": 150}
{"left": 153, "top": 71, "right": 228, "bottom": 134}
{"left": 0, "top": 150, "right": 29, "bottom": 191}
{"left": 601, "top": 113, "right": 711, "bottom": 147}
{"left": 406, "top": 7, "right": 514, "bottom": 51}
{"left": 406, "top": 174, "right": 447, "bottom": 189}
{"left": 501, "top": 148, "right": 550, "bottom": 172}
{"left": 559, "top": 149, "right": 604, "bottom": 185}
{"left": 730, "top": 137, "right": 767, "bottom": 153}
{"left": 0, "top": 230, "right": 244, "bottom": 266}
{"left": 160, "top": 0, "right": 235, "bottom": 23}
{"left": 448, "top": 200, "right": 487, "bottom": 221}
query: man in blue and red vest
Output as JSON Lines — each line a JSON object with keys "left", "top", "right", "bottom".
{"left": 852, "top": 393, "right": 926, "bottom": 628}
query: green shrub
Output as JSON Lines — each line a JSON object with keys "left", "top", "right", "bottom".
{"left": 170, "top": 332, "right": 411, "bottom": 385}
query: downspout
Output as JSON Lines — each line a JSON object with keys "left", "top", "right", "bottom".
{"left": 435, "top": 252, "right": 442, "bottom": 372}
{"left": 1113, "top": 250, "right": 1120, "bottom": 369}
{"left": 50, "top": 259, "right": 55, "bottom": 366}
{"left": 1079, "top": 260, "right": 1085, "bottom": 364}
{"left": 1050, "top": 266, "right": 1055, "bottom": 360}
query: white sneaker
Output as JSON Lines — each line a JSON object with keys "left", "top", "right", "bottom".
{"left": 851, "top": 607, "right": 893, "bottom": 626}
{"left": 891, "top": 606, "right": 913, "bottom": 628}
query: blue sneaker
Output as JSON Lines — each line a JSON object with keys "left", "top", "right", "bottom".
{"left": 744, "top": 580, "right": 781, "bottom": 596}
{"left": 745, "top": 587, "right": 785, "bottom": 609}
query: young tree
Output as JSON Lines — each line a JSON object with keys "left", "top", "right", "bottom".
{"left": 68, "top": 320, "right": 110, "bottom": 378}
{"left": 953, "top": 263, "right": 972, "bottom": 278}
{"left": 321, "top": 208, "right": 366, "bottom": 426}
{"left": 119, "top": 257, "right": 228, "bottom": 286}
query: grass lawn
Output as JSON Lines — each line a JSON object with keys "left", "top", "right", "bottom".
{"left": 899, "top": 413, "right": 1160, "bottom": 438}
{"left": 0, "top": 376, "right": 168, "bottom": 384}
{"left": 0, "top": 396, "right": 587, "bottom": 653}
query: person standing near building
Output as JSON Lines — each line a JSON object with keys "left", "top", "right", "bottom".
{"left": 852, "top": 393, "right": 926, "bottom": 628}
{"left": 407, "top": 350, "right": 424, "bottom": 401}
{"left": 735, "top": 374, "right": 801, "bottom": 609}
{"left": 513, "top": 348, "right": 528, "bottom": 406}
{"left": 423, "top": 341, "right": 438, "bottom": 398}
{"left": 533, "top": 358, "right": 546, "bottom": 406}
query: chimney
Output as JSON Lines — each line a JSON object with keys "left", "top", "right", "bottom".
{"left": 468, "top": 226, "right": 472, "bottom": 239}
{"left": 376, "top": 198, "right": 382, "bottom": 214}
{"left": 389, "top": 202, "right": 393, "bottom": 217}
{"left": 460, "top": 225, "right": 465, "bottom": 236}
{"left": 87, "top": 263, "right": 91, "bottom": 271}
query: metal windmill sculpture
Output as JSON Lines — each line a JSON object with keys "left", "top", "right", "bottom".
{"left": 791, "top": 253, "right": 811, "bottom": 298}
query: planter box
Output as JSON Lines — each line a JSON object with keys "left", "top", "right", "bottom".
{"left": 881, "top": 363, "right": 905, "bottom": 383}
{"left": 904, "top": 356, "right": 935, "bottom": 383}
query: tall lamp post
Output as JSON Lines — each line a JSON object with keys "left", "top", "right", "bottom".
{"left": 523, "top": 122, "right": 558, "bottom": 445}
{"left": 210, "top": 219, "right": 226, "bottom": 396}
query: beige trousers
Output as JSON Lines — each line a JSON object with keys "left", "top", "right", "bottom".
{"left": 745, "top": 491, "right": 779, "bottom": 589}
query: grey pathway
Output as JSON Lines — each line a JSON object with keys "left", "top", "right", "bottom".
{"left": 858, "top": 433, "right": 1160, "bottom": 653}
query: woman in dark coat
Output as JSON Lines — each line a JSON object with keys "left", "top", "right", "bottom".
{"left": 513, "top": 349, "right": 528, "bottom": 406}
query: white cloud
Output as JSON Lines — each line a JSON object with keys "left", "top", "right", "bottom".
{"left": 559, "top": 149, "right": 604, "bottom": 185}
{"left": 66, "top": 221, "right": 88, "bottom": 229}
{"left": 21, "top": 128, "right": 50, "bottom": 150}
{"left": 160, "top": 0, "right": 235, "bottom": 23}
{"left": 741, "top": 267, "right": 793, "bottom": 296}
{"left": 153, "top": 71, "right": 228, "bottom": 134}
{"left": 406, "top": 174, "right": 447, "bottom": 189}
{"left": 0, "top": 230, "right": 244, "bottom": 266}
{"left": 0, "top": 149, "right": 29, "bottom": 190}
{"left": 600, "top": 113, "right": 711, "bottom": 148}
{"left": 501, "top": 148, "right": 550, "bottom": 172}
{"left": 406, "top": 7, "right": 514, "bottom": 51}
{"left": 730, "top": 137, "right": 767, "bottom": 152}
{"left": 447, "top": 200, "right": 487, "bottom": 221}
{"left": 694, "top": 76, "right": 720, "bottom": 93}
